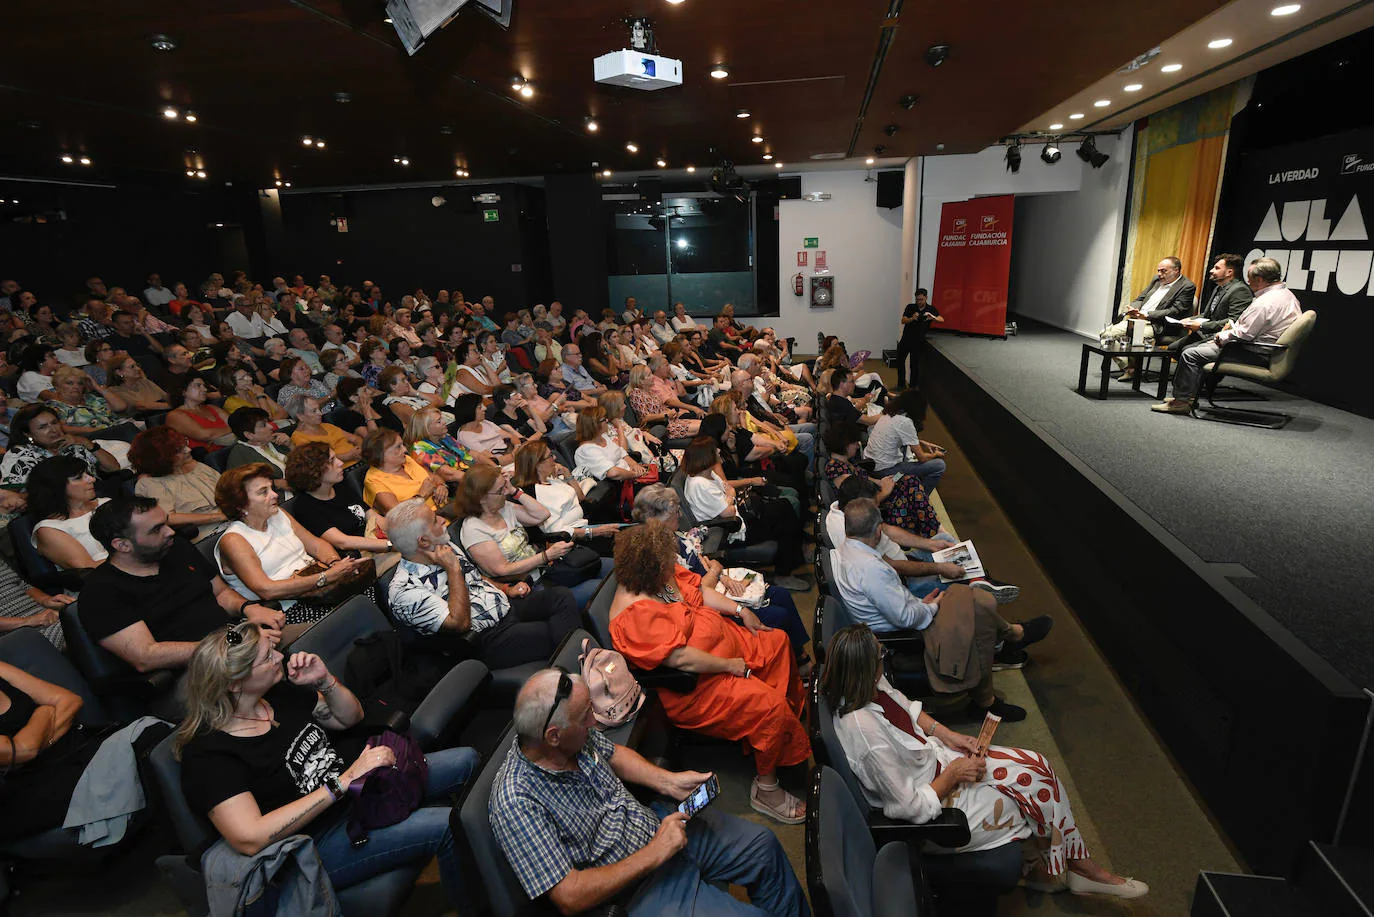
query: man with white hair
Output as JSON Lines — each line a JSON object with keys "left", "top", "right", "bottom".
{"left": 649, "top": 310, "right": 676, "bottom": 346}
{"left": 384, "top": 499, "right": 579, "bottom": 665}
{"left": 730, "top": 370, "right": 815, "bottom": 463}
{"left": 489, "top": 669, "right": 810, "bottom": 917}
{"left": 288, "top": 327, "right": 325, "bottom": 375}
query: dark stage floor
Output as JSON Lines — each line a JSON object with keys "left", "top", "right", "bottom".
{"left": 930, "top": 324, "right": 1374, "bottom": 690}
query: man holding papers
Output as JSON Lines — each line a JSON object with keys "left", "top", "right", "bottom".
{"left": 1101, "top": 256, "right": 1197, "bottom": 381}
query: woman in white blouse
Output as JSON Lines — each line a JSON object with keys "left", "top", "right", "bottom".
{"left": 670, "top": 302, "right": 706, "bottom": 334}
{"left": 511, "top": 441, "right": 619, "bottom": 549}
{"left": 26, "top": 456, "right": 109, "bottom": 570}
{"left": 213, "top": 463, "right": 371, "bottom": 626}
{"left": 572, "top": 406, "right": 645, "bottom": 483}
{"left": 862, "top": 388, "right": 946, "bottom": 493}
{"left": 451, "top": 393, "right": 519, "bottom": 466}
{"left": 823, "top": 625, "right": 1148, "bottom": 899}
{"left": 256, "top": 301, "right": 291, "bottom": 337}
{"left": 451, "top": 341, "right": 499, "bottom": 397}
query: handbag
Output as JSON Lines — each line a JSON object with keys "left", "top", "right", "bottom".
{"left": 544, "top": 543, "right": 604, "bottom": 587}
{"left": 579, "top": 638, "right": 645, "bottom": 728}
{"left": 345, "top": 729, "right": 429, "bottom": 846}
{"left": 712, "top": 567, "right": 768, "bottom": 608}
{"left": 296, "top": 556, "right": 378, "bottom": 606}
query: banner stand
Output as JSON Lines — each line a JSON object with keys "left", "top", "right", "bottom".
{"left": 931, "top": 195, "right": 1015, "bottom": 338}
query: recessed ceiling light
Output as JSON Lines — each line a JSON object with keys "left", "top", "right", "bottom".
{"left": 626, "top": 142, "right": 639, "bottom": 153}
{"left": 60, "top": 154, "right": 74, "bottom": 164}
{"left": 1161, "top": 63, "right": 1182, "bottom": 73}
{"left": 315, "top": 140, "right": 325, "bottom": 149}
{"left": 1049, "top": 122, "right": 1064, "bottom": 130}
{"left": 150, "top": 34, "right": 176, "bottom": 52}
{"left": 184, "top": 111, "right": 198, "bottom": 122}
{"left": 710, "top": 64, "right": 729, "bottom": 79}
{"left": 283, "top": 181, "right": 292, "bottom": 187}
{"left": 762, "top": 153, "right": 773, "bottom": 160}
{"left": 195, "top": 169, "right": 206, "bottom": 178}
{"left": 275, "top": 180, "right": 283, "bottom": 187}
{"left": 601, "top": 169, "right": 612, "bottom": 177}
{"left": 162, "top": 107, "right": 179, "bottom": 119}
{"left": 665, "top": 0, "right": 685, "bottom": 4}
{"left": 520, "top": 84, "right": 534, "bottom": 98}
{"left": 865, "top": 157, "right": 875, "bottom": 165}
{"left": 215, "top": 223, "right": 224, "bottom": 227}
{"left": 685, "top": 165, "right": 696, "bottom": 173}
{"left": 1124, "top": 83, "right": 1142, "bottom": 92}
{"left": 751, "top": 135, "right": 764, "bottom": 143}
{"left": 774, "top": 162, "right": 783, "bottom": 169}
{"left": 1069, "top": 112, "right": 1085, "bottom": 120}
{"left": 656, "top": 159, "right": 667, "bottom": 167}
{"left": 1093, "top": 99, "right": 1111, "bottom": 107}
{"left": 302, "top": 136, "right": 314, "bottom": 146}
{"left": 1208, "top": 38, "right": 1233, "bottom": 49}
{"left": 1272, "top": 3, "right": 1301, "bottom": 14}
{"left": 186, "top": 170, "right": 195, "bottom": 177}
{"left": 735, "top": 109, "right": 750, "bottom": 119}
{"left": 384, "top": 16, "right": 392, "bottom": 23}
{"left": 80, "top": 157, "right": 92, "bottom": 166}
{"left": 585, "top": 117, "right": 599, "bottom": 132}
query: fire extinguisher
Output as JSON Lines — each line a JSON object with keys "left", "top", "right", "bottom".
{"left": 792, "top": 273, "right": 805, "bottom": 296}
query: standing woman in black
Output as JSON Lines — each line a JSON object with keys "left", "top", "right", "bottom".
{"left": 896, "top": 287, "right": 942, "bottom": 389}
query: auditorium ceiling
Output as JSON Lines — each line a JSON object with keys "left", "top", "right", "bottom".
{"left": 0, "top": 0, "right": 1341, "bottom": 189}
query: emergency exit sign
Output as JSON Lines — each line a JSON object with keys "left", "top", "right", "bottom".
{"left": 483, "top": 209, "right": 500, "bottom": 222}
{"left": 803, "top": 237, "right": 818, "bottom": 248}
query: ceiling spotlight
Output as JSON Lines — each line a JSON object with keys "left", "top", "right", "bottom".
{"left": 1004, "top": 139, "right": 1022, "bottom": 173}
{"left": 751, "top": 135, "right": 764, "bottom": 143}
{"left": 284, "top": 182, "right": 292, "bottom": 187}
{"left": 935, "top": 143, "right": 945, "bottom": 151}
{"left": 762, "top": 153, "right": 773, "bottom": 161}
{"left": 511, "top": 75, "right": 525, "bottom": 91}
{"left": 520, "top": 84, "right": 534, "bottom": 98}
{"left": 302, "top": 136, "right": 314, "bottom": 146}
{"left": 1207, "top": 38, "right": 1233, "bottom": 49}
{"left": 898, "top": 94, "right": 919, "bottom": 110}
{"left": 735, "top": 109, "right": 750, "bottom": 119}
{"left": 1076, "top": 136, "right": 1110, "bottom": 168}
{"left": 214, "top": 223, "right": 224, "bottom": 228}
{"left": 184, "top": 111, "right": 198, "bottom": 122}
{"left": 80, "top": 156, "right": 92, "bottom": 166}
{"left": 162, "top": 107, "right": 179, "bottom": 120}
{"left": 186, "top": 170, "right": 196, "bottom": 177}
{"left": 384, "top": 16, "right": 393, "bottom": 23}
{"left": 1040, "top": 143, "right": 1061, "bottom": 164}
{"left": 626, "top": 142, "right": 639, "bottom": 153}
{"left": 710, "top": 64, "right": 729, "bottom": 79}
{"left": 315, "top": 140, "right": 325, "bottom": 149}
{"left": 1069, "top": 112, "right": 1085, "bottom": 120}
{"left": 195, "top": 169, "right": 206, "bottom": 178}
{"left": 1093, "top": 99, "right": 1110, "bottom": 107}
{"left": 1049, "top": 122, "right": 1064, "bottom": 130}
{"left": 1161, "top": 63, "right": 1182, "bottom": 73}
{"left": 1272, "top": 3, "right": 1301, "bottom": 14}
{"left": 601, "top": 169, "right": 612, "bottom": 177}
{"left": 865, "top": 157, "right": 875, "bottom": 165}
{"left": 924, "top": 43, "right": 951, "bottom": 67}
{"left": 656, "top": 159, "right": 667, "bottom": 167}
{"left": 773, "top": 162, "right": 783, "bottom": 169}
{"left": 274, "top": 180, "right": 283, "bottom": 187}
{"left": 1124, "top": 83, "right": 1143, "bottom": 92}
{"left": 585, "top": 117, "right": 599, "bottom": 132}
{"left": 685, "top": 165, "right": 696, "bottom": 173}
{"left": 61, "top": 154, "right": 74, "bottom": 164}
{"left": 150, "top": 34, "right": 177, "bottom": 52}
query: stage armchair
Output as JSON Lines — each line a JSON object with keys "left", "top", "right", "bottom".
{"left": 1195, "top": 310, "right": 1317, "bottom": 429}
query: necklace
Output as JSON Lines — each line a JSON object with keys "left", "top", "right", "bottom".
{"left": 231, "top": 700, "right": 278, "bottom": 728}
{"left": 656, "top": 583, "right": 681, "bottom": 604}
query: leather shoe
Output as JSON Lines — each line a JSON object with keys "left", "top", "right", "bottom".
{"left": 1066, "top": 872, "right": 1149, "bottom": 899}
{"left": 968, "top": 697, "right": 1027, "bottom": 722}
{"left": 1150, "top": 399, "right": 1192, "bottom": 414}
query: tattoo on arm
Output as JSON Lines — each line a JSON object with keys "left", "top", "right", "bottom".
{"left": 267, "top": 793, "right": 331, "bottom": 843}
{"left": 312, "top": 698, "right": 332, "bottom": 723}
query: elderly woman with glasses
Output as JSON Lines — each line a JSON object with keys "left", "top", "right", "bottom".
{"left": 173, "top": 621, "right": 478, "bottom": 907}
{"left": 631, "top": 484, "right": 812, "bottom": 675}
{"left": 822, "top": 624, "right": 1149, "bottom": 899}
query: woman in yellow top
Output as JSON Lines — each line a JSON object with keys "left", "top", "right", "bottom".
{"left": 218, "top": 366, "right": 289, "bottom": 422}
{"left": 360, "top": 427, "right": 449, "bottom": 515}
{"left": 289, "top": 395, "right": 362, "bottom": 466}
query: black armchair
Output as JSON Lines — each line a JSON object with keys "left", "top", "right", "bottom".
{"left": 583, "top": 572, "right": 698, "bottom": 694}
{"left": 59, "top": 601, "right": 181, "bottom": 721}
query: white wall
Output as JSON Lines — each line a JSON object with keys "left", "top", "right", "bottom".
{"left": 772, "top": 170, "right": 904, "bottom": 354}
{"left": 1008, "top": 129, "right": 1134, "bottom": 337}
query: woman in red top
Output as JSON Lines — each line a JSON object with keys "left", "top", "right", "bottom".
{"left": 608, "top": 521, "right": 810, "bottom": 825}
{"left": 165, "top": 376, "right": 233, "bottom": 451}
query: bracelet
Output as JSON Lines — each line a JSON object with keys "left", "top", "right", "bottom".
{"left": 542, "top": 550, "right": 549, "bottom": 565}
{"left": 316, "top": 675, "right": 337, "bottom": 694}
{"left": 238, "top": 600, "right": 255, "bottom": 617}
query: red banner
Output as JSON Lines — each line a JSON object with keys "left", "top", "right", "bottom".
{"left": 931, "top": 195, "right": 1014, "bottom": 336}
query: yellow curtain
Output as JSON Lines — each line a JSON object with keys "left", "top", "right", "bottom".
{"left": 1124, "top": 85, "right": 1235, "bottom": 306}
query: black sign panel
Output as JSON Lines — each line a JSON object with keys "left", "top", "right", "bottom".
{"left": 1211, "top": 127, "right": 1374, "bottom": 417}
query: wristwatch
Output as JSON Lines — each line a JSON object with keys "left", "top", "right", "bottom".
{"left": 316, "top": 572, "right": 329, "bottom": 588}
{"left": 325, "top": 773, "right": 347, "bottom": 800}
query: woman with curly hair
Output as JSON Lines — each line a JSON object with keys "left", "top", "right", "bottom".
{"left": 129, "top": 426, "right": 225, "bottom": 539}
{"left": 607, "top": 521, "right": 810, "bottom": 825}
{"left": 284, "top": 443, "right": 390, "bottom": 553}
{"left": 822, "top": 625, "right": 1148, "bottom": 899}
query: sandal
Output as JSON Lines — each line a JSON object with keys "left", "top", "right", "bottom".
{"left": 751, "top": 778, "right": 807, "bottom": 825}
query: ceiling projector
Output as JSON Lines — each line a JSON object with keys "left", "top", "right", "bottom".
{"left": 594, "top": 50, "right": 682, "bottom": 90}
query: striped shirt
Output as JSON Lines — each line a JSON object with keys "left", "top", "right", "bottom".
{"left": 489, "top": 729, "right": 658, "bottom": 899}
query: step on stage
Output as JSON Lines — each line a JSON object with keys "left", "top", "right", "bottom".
{"left": 924, "top": 322, "right": 1374, "bottom": 876}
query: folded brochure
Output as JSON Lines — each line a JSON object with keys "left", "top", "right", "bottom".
{"left": 931, "top": 539, "right": 985, "bottom": 582}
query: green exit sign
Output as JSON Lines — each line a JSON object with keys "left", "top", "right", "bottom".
{"left": 483, "top": 209, "right": 500, "bottom": 223}
{"left": 803, "top": 237, "right": 819, "bottom": 248}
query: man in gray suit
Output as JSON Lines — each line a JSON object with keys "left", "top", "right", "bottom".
{"left": 1164, "top": 252, "right": 1253, "bottom": 353}
{"left": 1102, "top": 256, "right": 1197, "bottom": 380}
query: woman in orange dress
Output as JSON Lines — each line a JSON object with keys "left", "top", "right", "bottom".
{"left": 608, "top": 521, "right": 810, "bottom": 825}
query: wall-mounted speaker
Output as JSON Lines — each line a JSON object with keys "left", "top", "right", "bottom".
{"left": 876, "top": 170, "right": 904, "bottom": 209}
{"left": 777, "top": 177, "right": 802, "bottom": 200}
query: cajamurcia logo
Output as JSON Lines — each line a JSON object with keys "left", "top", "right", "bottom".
{"left": 1342, "top": 153, "right": 1374, "bottom": 176}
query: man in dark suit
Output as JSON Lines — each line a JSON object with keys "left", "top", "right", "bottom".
{"left": 1165, "top": 252, "right": 1253, "bottom": 353}
{"left": 1102, "top": 256, "right": 1197, "bottom": 380}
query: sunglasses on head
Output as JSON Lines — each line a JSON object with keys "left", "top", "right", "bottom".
{"left": 542, "top": 666, "right": 574, "bottom": 736}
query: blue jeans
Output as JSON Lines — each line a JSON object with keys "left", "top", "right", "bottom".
{"left": 876, "top": 458, "right": 945, "bottom": 495}
{"left": 904, "top": 532, "right": 956, "bottom": 597}
{"left": 756, "top": 586, "right": 810, "bottom": 659}
{"left": 568, "top": 557, "right": 615, "bottom": 610}
{"left": 628, "top": 802, "right": 810, "bottom": 917}
{"left": 313, "top": 746, "right": 479, "bottom": 901}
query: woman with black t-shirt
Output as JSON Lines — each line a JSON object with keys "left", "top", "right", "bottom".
{"left": 0, "top": 658, "right": 93, "bottom": 841}
{"left": 175, "top": 622, "right": 477, "bottom": 902}
{"left": 284, "top": 443, "right": 392, "bottom": 554}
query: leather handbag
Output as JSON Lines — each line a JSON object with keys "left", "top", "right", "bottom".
{"left": 296, "top": 556, "right": 378, "bottom": 606}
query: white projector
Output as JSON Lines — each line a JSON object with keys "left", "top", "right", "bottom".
{"left": 594, "top": 49, "right": 683, "bottom": 90}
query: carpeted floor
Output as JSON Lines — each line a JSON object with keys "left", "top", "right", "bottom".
{"left": 929, "top": 324, "right": 1374, "bottom": 691}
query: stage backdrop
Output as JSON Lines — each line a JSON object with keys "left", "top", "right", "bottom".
{"left": 1211, "top": 126, "right": 1374, "bottom": 417}
{"left": 931, "top": 194, "right": 1014, "bottom": 336}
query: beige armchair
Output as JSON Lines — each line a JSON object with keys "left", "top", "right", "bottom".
{"left": 1194, "top": 310, "right": 1317, "bottom": 429}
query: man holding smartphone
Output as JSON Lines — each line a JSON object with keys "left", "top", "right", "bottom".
{"left": 491, "top": 669, "right": 809, "bottom": 916}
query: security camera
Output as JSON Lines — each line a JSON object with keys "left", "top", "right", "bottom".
{"left": 898, "top": 94, "right": 919, "bottom": 110}
{"left": 883, "top": 124, "right": 899, "bottom": 137}
{"left": 925, "top": 44, "right": 951, "bottom": 67}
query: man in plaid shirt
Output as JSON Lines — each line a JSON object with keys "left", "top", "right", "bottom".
{"left": 490, "top": 668, "right": 809, "bottom": 916}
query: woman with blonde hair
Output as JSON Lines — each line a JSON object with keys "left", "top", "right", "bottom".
{"left": 572, "top": 405, "right": 645, "bottom": 483}
{"left": 511, "top": 440, "right": 619, "bottom": 549}
{"left": 406, "top": 405, "right": 477, "bottom": 483}
{"left": 625, "top": 364, "right": 700, "bottom": 440}
{"left": 174, "top": 621, "right": 478, "bottom": 904}
{"left": 46, "top": 365, "right": 130, "bottom": 438}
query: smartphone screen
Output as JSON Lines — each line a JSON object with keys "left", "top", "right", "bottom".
{"left": 677, "top": 775, "right": 720, "bottom": 818}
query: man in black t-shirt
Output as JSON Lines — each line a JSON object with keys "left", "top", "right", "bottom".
{"left": 80, "top": 497, "right": 285, "bottom": 676}
{"left": 825, "top": 367, "right": 879, "bottom": 428}
{"left": 897, "top": 288, "right": 942, "bottom": 388}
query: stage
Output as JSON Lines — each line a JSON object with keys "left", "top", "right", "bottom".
{"left": 923, "top": 321, "right": 1372, "bottom": 875}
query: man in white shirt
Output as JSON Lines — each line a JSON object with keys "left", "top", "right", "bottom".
{"left": 319, "top": 323, "right": 359, "bottom": 367}
{"left": 650, "top": 310, "right": 676, "bottom": 345}
{"left": 1154, "top": 256, "right": 1302, "bottom": 415}
{"left": 383, "top": 499, "right": 579, "bottom": 665}
{"left": 288, "top": 328, "right": 325, "bottom": 375}
{"left": 1102, "top": 257, "right": 1197, "bottom": 379}
{"left": 142, "top": 273, "right": 174, "bottom": 308}
{"left": 226, "top": 297, "right": 268, "bottom": 339}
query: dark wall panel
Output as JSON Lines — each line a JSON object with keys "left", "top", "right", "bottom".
{"left": 545, "top": 174, "right": 610, "bottom": 315}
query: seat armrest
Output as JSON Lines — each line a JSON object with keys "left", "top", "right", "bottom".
{"left": 1217, "top": 339, "right": 1286, "bottom": 363}
{"left": 873, "top": 630, "right": 925, "bottom": 654}
{"left": 410, "top": 659, "right": 490, "bottom": 749}
{"left": 869, "top": 808, "right": 971, "bottom": 849}
{"left": 634, "top": 666, "right": 697, "bottom": 693}
{"left": 697, "top": 515, "right": 742, "bottom": 534}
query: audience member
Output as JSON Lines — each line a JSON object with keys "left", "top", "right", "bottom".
{"left": 26, "top": 455, "right": 109, "bottom": 570}
{"left": 290, "top": 395, "right": 361, "bottom": 465}
{"left": 129, "top": 426, "right": 226, "bottom": 539}
{"left": 224, "top": 407, "right": 292, "bottom": 481}
{"left": 283, "top": 443, "right": 389, "bottom": 553}
{"left": 164, "top": 376, "right": 233, "bottom": 451}
{"left": 863, "top": 387, "right": 946, "bottom": 492}
{"left": 0, "top": 403, "right": 118, "bottom": 488}
{"left": 362, "top": 428, "right": 449, "bottom": 514}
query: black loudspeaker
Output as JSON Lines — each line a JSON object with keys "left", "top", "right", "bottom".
{"left": 876, "top": 170, "right": 904, "bottom": 209}
{"left": 777, "top": 177, "right": 802, "bottom": 200}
